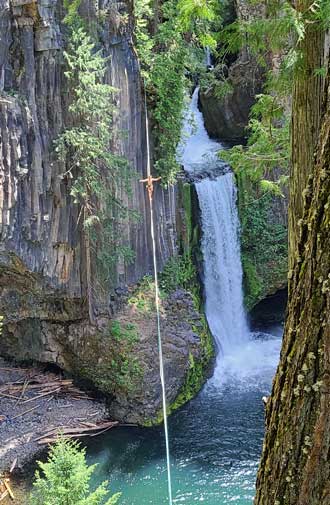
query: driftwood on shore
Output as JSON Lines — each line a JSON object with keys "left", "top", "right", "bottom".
{"left": 0, "top": 373, "right": 92, "bottom": 407}
{"left": 35, "top": 419, "right": 119, "bottom": 444}
{"left": 0, "top": 362, "right": 129, "bottom": 479}
{"left": 0, "top": 477, "right": 15, "bottom": 502}
{"left": 0, "top": 369, "right": 120, "bottom": 437}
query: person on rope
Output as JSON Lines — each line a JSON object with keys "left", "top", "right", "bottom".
{"left": 140, "top": 175, "right": 161, "bottom": 202}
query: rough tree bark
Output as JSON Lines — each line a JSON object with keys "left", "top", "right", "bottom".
{"left": 254, "top": 56, "right": 330, "bottom": 505}
{"left": 288, "top": 0, "right": 325, "bottom": 270}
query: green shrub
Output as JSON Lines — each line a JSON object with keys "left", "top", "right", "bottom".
{"left": 238, "top": 179, "right": 288, "bottom": 309}
{"left": 159, "top": 254, "right": 197, "bottom": 294}
{"left": 30, "top": 438, "right": 121, "bottom": 505}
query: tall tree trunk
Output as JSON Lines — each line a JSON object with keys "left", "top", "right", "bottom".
{"left": 254, "top": 57, "right": 330, "bottom": 505}
{"left": 288, "top": 0, "right": 325, "bottom": 270}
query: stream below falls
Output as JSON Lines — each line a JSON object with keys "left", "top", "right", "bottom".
{"left": 87, "top": 323, "right": 282, "bottom": 504}
{"left": 85, "top": 87, "right": 283, "bottom": 504}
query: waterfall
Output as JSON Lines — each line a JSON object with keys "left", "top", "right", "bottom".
{"left": 205, "top": 47, "right": 214, "bottom": 69}
{"left": 179, "top": 87, "right": 221, "bottom": 170}
{"left": 179, "top": 86, "right": 249, "bottom": 372}
{"left": 196, "top": 175, "right": 249, "bottom": 354}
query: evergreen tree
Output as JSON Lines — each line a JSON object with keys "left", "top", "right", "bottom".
{"left": 30, "top": 438, "right": 121, "bottom": 505}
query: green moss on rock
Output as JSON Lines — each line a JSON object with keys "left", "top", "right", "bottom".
{"left": 72, "top": 321, "right": 142, "bottom": 396}
{"left": 237, "top": 172, "right": 288, "bottom": 310}
{"left": 169, "top": 312, "right": 214, "bottom": 413}
{"left": 142, "top": 309, "right": 214, "bottom": 427}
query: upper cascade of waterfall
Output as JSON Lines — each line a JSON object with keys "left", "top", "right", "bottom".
{"left": 178, "top": 87, "right": 225, "bottom": 173}
{"left": 205, "top": 47, "right": 214, "bottom": 69}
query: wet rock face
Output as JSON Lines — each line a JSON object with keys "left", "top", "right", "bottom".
{"left": 200, "top": 61, "right": 264, "bottom": 141}
{"left": 200, "top": 0, "right": 265, "bottom": 141}
{"left": 0, "top": 0, "right": 201, "bottom": 421}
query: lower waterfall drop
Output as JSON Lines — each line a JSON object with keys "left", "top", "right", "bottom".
{"left": 195, "top": 174, "right": 249, "bottom": 354}
{"left": 180, "top": 86, "right": 249, "bottom": 363}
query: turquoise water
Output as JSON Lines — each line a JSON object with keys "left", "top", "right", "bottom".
{"left": 87, "top": 327, "right": 282, "bottom": 505}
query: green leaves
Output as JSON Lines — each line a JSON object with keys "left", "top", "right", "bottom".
{"left": 63, "top": 0, "right": 82, "bottom": 27}
{"left": 177, "top": 0, "right": 219, "bottom": 47}
{"left": 30, "top": 438, "right": 121, "bottom": 505}
{"left": 159, "top": 254, "right": 197, "bottom": 294}
{"left": 221, "top": 92, "right": 290, "bottom": 194}
{"left": 238, "top": 183, "right": 288, "bottom": 309}
{"left": 178, "top": 0, "right": 216, "bottom": 27}
{"left": 134, "top": 0, "right": 221, "bottom": 184}
{"left": 260, "top": 179, "right": 285, "bottom": 197}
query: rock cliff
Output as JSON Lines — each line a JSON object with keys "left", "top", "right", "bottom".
{"left": 200, "top": 0, "right": 265, "bottom": 140}
{"left": 0, "top": 0, "right": 176, "bottom": 296}
{"left": 0, "top": 0, "right": 211, "bottom": 423}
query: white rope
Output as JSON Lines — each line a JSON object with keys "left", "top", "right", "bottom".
{"left": 143, "top": 86, "right": 174, "bottom": 505}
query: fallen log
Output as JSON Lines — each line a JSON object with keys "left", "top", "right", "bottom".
{"left": 0, "top": 367, "right": 28, "bottom": 372}
{"left": 0, "top": 490, "right": 9, "bottom": 502}
{"left": 15, "top": 379, "right": 29, "bottom": 405}
{"left": 0, "top": 392, "right": 21, "bottom": 401}
{"left": 9, "top": 459, "right": 17, "bottom": 474}
{"left": 10, "top": 404, "right": 41, "bottom": 420}
{"left": 36, "top": 420, "right": 119, "bottom": 444}
{"left": 1, "top": 379, "right": 73, "bottom": 393}
{"left": 3, "top": 479, "right": 14, "bottom": 500}
{"left": 38, "top": 434, "right": 92, "bottom": 444}
{"left": 22, "top": 388, "right": 61, "bottom": 404}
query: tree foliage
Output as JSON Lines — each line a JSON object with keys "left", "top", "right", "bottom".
{"left": 221, "top": 93, "right": 290, "bottom": 196}
{"left": 219, "top": 0, "right": 330, "bottom": 67}
{"left": 30, "top": 438, "right": 121, "bottom": 505}
{"left": 134, "top": 0, "right": 222, "bottom": 184}
{"left": 219, "top": 0, "right": 330, "bottom": 194}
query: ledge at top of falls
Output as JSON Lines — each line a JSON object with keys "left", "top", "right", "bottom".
{"left": 180, "top": 162, "right": 232, "bottom": 184}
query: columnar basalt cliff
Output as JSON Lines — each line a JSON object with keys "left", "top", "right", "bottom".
{"left": 0, "top": 0, "right": 210, "bottom": 422}
{"left": 0, "top": 0, "right": 176, "bottom": 296}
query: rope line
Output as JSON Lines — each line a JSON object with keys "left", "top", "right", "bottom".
{"left": 150, "top": 196, "right": 173, "bottom": 505}
{"left": 140, "top": 85, "right": 173, "bottom": 505}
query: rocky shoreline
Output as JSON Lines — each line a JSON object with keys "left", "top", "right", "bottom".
{"left": 0, "top": 358, "right": 109, "bottom": 475}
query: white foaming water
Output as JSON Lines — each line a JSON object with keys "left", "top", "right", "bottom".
{"left": 179, "top": 87, "right": 222, "bottom": 171}
{"left": 205, "top": 47, "right": 214, "bottom": 69}
{"left": 179, "top": 87, "right": 281, "bottom": 388}
{"left": 196, "top": 174, "right": 249, "bottom": 353}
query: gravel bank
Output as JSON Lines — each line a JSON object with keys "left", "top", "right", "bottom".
{"left": 0, "top": 358, "right": 108, "bottom": 474}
